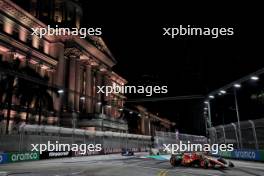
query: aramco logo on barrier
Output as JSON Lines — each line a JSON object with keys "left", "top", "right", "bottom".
{"left": 234, "top": 150, "right": 257, "bottom": 160}
{"left": 8, "top": 152, "right": 39, "bottom": 162}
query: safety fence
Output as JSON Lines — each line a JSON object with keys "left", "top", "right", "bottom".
{"left": 0, "top": 124, "right": 152, "bottom": 163}
{"left": 208, "top": 118, "right": 264, "bottom": 150}
{"left": 154, "top": 131, "right": 208, "bottom": 149}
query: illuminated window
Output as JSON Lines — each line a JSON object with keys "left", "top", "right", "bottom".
{"left": 32, "top": 35, "right": 40, "bottom": 49}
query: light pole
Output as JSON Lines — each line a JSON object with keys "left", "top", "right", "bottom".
{"left": 233, "top": 86, "right": 243, "bottom": 149}
{"left": 101, "top": 105, "right": 104, "bottom": 131}
{"left": 98, "top": 102, "right": 107, "bottom": 131}
{"left": 72, "top": 112, "right": 77, "bottom": 130}
{"left": 58, "top": 89, "right": 64, "bottom": 126}
{"left": 204, "top": 100, "right": 212, "bottom": 129}
{"left": 207, "top": 101, "right": 212, "bottom": 128}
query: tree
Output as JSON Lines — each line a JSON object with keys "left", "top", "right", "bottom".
{"left": 34, "top": 75, "right": 58, "bottom": 125}
{"left": 16, "top": 65, "right": 58, "bottom": 125}
{"left": 0, "top": 57, "right": 20, "bottom": 134}
{"left": 1, "top": 56, "right": 58, "bottom": 132}
{"left": 16, "top": 65, "right": 42, "bottom": 124}
{"left": 251, "top": 91, "right": 264, "bottom": 104}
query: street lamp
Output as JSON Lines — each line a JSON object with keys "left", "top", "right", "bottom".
{"left": 58, "top": 89, "right": 64, "bottom": 94}
{"left": 234, "top": 83, "right": 241, "bottom": 88}
{"left": 250, "top": 76, "right": 259, "bottom": 81}
{"left": 220, "top": 90, "right": 226, "bottom": 94}
{"left": 209, "top": 95, "right": 215, "bottom": 99}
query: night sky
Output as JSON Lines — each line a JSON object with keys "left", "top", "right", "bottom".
{"left": 79, "top": 3, "right": 264, "bottom": 134}
{"left": 12, "top": 0, "right": 263, "bottom": 134}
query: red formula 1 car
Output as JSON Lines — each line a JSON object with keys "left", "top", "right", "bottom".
{"left": 170, "top": 152, "right": 234, "bottom": 169}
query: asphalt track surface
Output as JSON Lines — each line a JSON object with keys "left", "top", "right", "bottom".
{"left": 1, "top": 153, "right": 264, "bottom": 176}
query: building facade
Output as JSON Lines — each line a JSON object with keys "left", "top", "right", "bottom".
{"left": 136, "top": 106, "right": 175, "bottom": 136}
{"left": 0, "top": 0, "right": 127, "bottom": 133}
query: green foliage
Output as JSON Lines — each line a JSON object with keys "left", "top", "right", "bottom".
{"left": 0, "top": 56, "right": 58, "bottom": 133}
{"left": 251, "top": 91, "right": 264, "bottom": 103}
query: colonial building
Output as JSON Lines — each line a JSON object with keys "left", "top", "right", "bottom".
{"left": 136, "top": 105, "right": 175, "bottom": 136}
{"left": 0, "top": 0, "right": 127, "bottom": 133}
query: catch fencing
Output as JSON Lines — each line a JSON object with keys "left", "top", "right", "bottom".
{"left": 208, "top": 118, "right": 264, "bottom": 150}
{"left": 0, "top": 124, "right": 152, "bottom": 153}
{"left": 154, "top": 131, "right": 208, "bottom": 149}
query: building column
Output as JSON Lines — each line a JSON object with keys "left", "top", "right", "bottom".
{"left": 50, "top": 42, "right": 65, "bottom": 86}
{"left": 95, "top": 70, "right": 103, "bottom": 113}
{"left": 68, "top": 56, "right": 76, "bottom": 111}
{"left": 141, "top": 115, "right": 145, "bottom": 135}
{"left": 103, "top": 74, "right": 112, "bottom": 117}
{"left": 75, "top": 59, "right": 81, "bottom": 112}
{"left": 49, "top": 42, "right": 65, "bottom": 114}
{"left": 79, "top": 66, "right": 84, "bottom": 111}
{"left": 85, "top": 65, "right": 93, "bottom": 113}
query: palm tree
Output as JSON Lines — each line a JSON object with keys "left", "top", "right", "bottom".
{"left": 0, "top": 57, "right": 21, "bottom": 134}
{"left": 1, "top": 55, "right": 58, "bottom": 131}
{"left": 17, "top": 65, "right": 58, "bottom": 125}
{"left": 16, "top": 65, "right": 40, "bottom": 124}
{"left": 34, "top": 75, "right": 58, "bottom": 125}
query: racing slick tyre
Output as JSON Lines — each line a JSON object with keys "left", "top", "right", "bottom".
{"left": 170, "top": 156, "right": 176, "bottom": 167}
{"left": 170, "top": 155, "right": 181, "bottom": 167}
{"left": 201, "top": 159, "right": 209, "bottom": 169}
{"left": 228, "top": 161, "right": 234, "bottom": 167}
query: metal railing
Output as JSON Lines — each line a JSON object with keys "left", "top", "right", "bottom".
{"left": 0, "top": 125, "right": 152, "bottom": 153}
{"left": 208, "top": 118, "right": 264, "bottom": 150}
{"left": 154, "top": 131, "right": 208, "bottom": 149}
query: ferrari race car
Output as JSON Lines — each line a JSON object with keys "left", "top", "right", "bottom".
{"left": 170, "top": 152, "right": 234, "bottom": 169}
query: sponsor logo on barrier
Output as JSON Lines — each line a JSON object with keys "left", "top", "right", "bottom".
{"left": 49, "top": 151, "right": 69, "bottom": 157}
{"left": 73, "top": 150, "right": 100, "bottom": 157}
{"left": 233, "top": 150, "right": 259, "bottom": 160}
{"left": 0, "top": 153, "right": 7, "bottom": 164}
{"left": 40, "top": 151, "right": 72, "bottom": 159}
{"left": 73, "top": 150, "right": 87, "bottom": 157}
{"left": 217, "top": 151, "right": 232, "bottom": 158}
{"left": 8, "top": 152, "right": 39, "bottom": 162}
{"left": 215, "top": 149, "right": 263, "bottom": 161}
